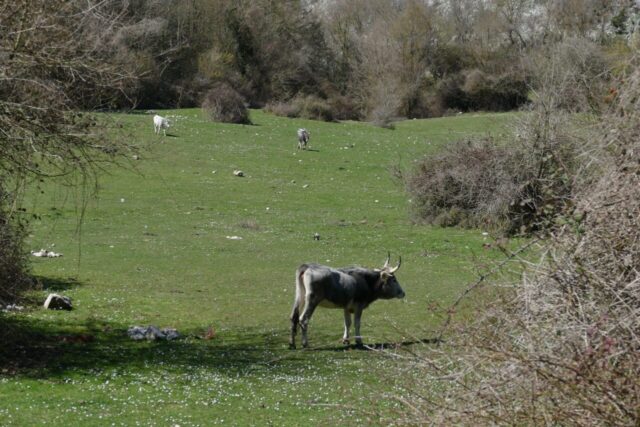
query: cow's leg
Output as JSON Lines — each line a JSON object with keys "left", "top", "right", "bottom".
{"left": 289, "top": 302, "right": 300, "bottom": 349}
{"left": 342, "top": 309, "right": 352, "bottom": 345}
{"left": 354, "top": 305, "right": 365, "bottom": 347}
{"left": 299, "top": 294, "right": 318, "bottom": 348}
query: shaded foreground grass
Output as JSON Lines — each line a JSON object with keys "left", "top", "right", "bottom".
{"left": 1, "top": 110, "right": 513, "bottom": 425}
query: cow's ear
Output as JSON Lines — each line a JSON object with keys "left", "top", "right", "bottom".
{"left": 380, "top": 270, "right": 390, "bottom": 283}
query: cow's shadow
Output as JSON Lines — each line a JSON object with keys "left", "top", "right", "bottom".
{"left": 310, "top": 337, "right": 442, "bottom": 352}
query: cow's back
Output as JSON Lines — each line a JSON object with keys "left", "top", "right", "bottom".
{"left": 301, "top": 264, "right": 369, "bottom": 308}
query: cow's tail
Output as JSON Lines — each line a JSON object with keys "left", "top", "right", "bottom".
{"left": 293, "top": 264, "right": 308, "bottom": 315}
{"left": 290, "top": 264, "right": 309, "bottom": 348}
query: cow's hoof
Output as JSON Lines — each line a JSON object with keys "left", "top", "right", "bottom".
{"left": 288, "top": 343, "right": 296, "bottom": 350}
{"left": 341, "top": 339, "right": 350, "bottom": 345}
{"left": 355, "top": 341, "right": 364, "bottom": 349}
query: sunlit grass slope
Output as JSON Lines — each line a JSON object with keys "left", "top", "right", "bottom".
{"left": 1, "top": 109, "right": 513, "bottom": 425}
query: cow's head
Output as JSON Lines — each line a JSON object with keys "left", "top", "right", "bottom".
{"left": 379, "top": 253, "right": 405, "bottom": 299}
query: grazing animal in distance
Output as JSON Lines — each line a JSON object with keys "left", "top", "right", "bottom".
{"left": 153, "top": 114, "right": 170, "bottom": 136}
{"left": 297, "top": 128, "right": 310, "bottom": 150}
{"left": 289, "top": 253, "right": 404, "bottom": 349}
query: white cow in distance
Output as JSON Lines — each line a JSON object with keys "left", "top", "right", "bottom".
{"left": 153, "top": 114, "right": 170, "bottom": 136}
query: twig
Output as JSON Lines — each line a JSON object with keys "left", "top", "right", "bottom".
{"left": 436, "top": 237, "right": 540, "bottom": 344}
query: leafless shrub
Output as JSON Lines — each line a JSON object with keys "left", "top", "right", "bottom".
{"left": 368, "top": 81, "right": 402, "bottom": 129}
{"left": 407, "top": 104, "right": 584, "bottom": 234}
{"left": 394, "top": 61, "right": 640, "bottom": 427}
{"left": 266, "top": 93, "right": 359, "bottom": 121}
{"left": 292, "top": 95, "right": 335, "bottom": 122}
{"left": 264, "top": 101, "right": 300, "bottom": 118}
{"left": 201, "top": 82, "right": 251, "bottom": 124}
{"left": 265, "top": 95, "right": 334, "bottom": 122}
{"left": 407, "top": 137, "right": 515, "bottom": 228}
{"left": 530, "top": 38, "right": 611, "bottom": 113}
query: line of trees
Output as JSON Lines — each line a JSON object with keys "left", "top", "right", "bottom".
{"left": 105, "top": 0, "right": 639, "bottom": 123}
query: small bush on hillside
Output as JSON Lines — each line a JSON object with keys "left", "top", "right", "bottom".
{"left": 408, "top": 107, "right": 583, "bottom": 234}
{"left": 326, "top": 94, "right": 361, "bottom": 121}
{"left": 266, "top": 93, "right": 360, "bottom": 121}
{"left": 265, "top": 101, "right": 300, "bottom": 118}
{"left": 434, "top": 74, "right": 468, "bottom": 112}
{"left": 465, "top": 70, "right": 529, "bottom": 111}
{"left": 294, "top": 95, "right": 335, "bottom": 122}
{"left": 433, "top": 70, "right": 529, "bottom": 113}
{"left": 407, "top": 137, "right": 516, "bottom": 229}
{"left": 367, "top": 81, "right": 402, "bottom": 128}
{"left": 202, "top": 82, "right": 251, "bottom": 124}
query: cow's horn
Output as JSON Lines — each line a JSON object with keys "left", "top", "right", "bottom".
{"left": 383, "top": 252, "right": 390, "bottom": 269}
{"left": 389, "top": 256, "right": 401, "bottom": 273}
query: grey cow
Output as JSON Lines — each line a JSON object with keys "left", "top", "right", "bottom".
{"left": 297, "top": 128, "right": 310, "bottom": 150}
{"left": 289, "top": 254, "right": 404, "bottom": 348}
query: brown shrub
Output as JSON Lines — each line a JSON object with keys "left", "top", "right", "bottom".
{"left": 201, "top": 82, "right": 251, "bottom": 124}
{"left": 293, "top": 95, "right": 335, "bottom": 122}
{"left": 530, "top": 38, "right": 611, "bottom": 113}
{"left": 265, "top": 95, "right": 336, "bottom": 122}
{"left": 264, "top": 101, "right": 300, "bottom": 118}
{"left": 407, "top": 105, "right": 582, "bottom": 234}
{"left": 407, "top": 138, "right": 515, "bottom": 229}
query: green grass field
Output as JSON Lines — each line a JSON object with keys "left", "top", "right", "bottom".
{"left": 1, "top": 109, "right": 513, "bottom": 425}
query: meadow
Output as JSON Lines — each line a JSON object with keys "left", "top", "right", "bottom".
{"left": 1, "top": 109, "right": 512, "bottom": 425}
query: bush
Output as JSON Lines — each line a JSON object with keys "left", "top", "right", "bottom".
{"left": 266, "top": 95, "right": 335, "bottom": 122}
{"left": 466, "top": 71, "right": 529, "bottom": 111}
{"left": 294, "top": 95, "right": 335, "bottom": 122}
{"left": 432, "top": 70, "right": 529, "bottom": 113}
{"left": 326, "top": 94, "right": 361, "bottom": 121}
{"left": 407, "top": 137, "right": 517, "bottom": 229}
{"left": 367, "top": 81, "right": 402, "bottom": 128}
{"left": 434, "top": 74, "right": 468, "bottom": 112}
{"left": 530, "top": 38, "right": 611, "bottom": 112}
{"left": 264, "top": 101, "right": 300, "bottom": 118}
{"left": 201, "top": 82, "right": 251, "bottom": 124}
{"left": 408, "top": 106, "right": 583, "bottom": 234}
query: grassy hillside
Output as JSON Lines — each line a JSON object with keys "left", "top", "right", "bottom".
{"left": 1, "top": 109, "right": 512, "bottom": 425}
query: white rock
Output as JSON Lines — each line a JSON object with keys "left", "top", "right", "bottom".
{"left": 31, "top": 249, "right": 47, "bottom": 257}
